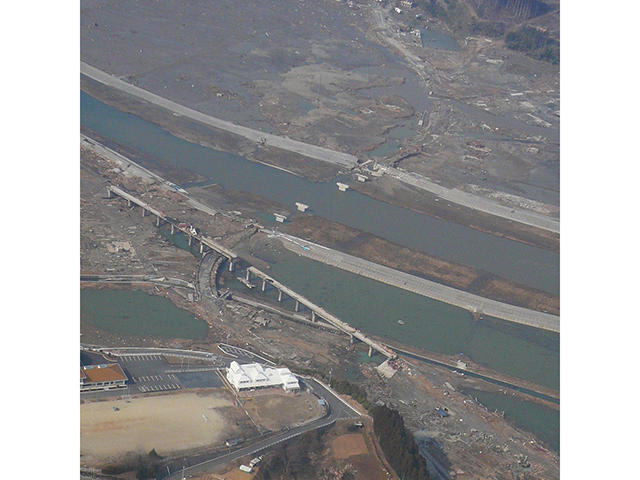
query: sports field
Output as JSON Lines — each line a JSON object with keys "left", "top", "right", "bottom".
{"left": 81, "top": 389, "right": 324, "bottom": 466}
{"left": 81, "top": 391, "right": 238, "bottom": 463}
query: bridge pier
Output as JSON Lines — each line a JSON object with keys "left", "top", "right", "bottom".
{"left": 368, "top": 345, "right": 373, "bottom": 357}
{"left": 170, "top": 224, "right": 175, "bottom": 235}
{"left": 294, "top": 300, "right": 299, "bottom": 312}
{"left": 350, "top": 335, "right": 354, "bottom": 344}
{"left": 311, "top": 311, "right": 316, "bottom": 322}
{"left": 200, "top": 243, "right": 204, "bottom": 254}
{"left": 262, "top": 279, "right": 266, "bottom": 292}
{"left": 229, "top": 260, "right": 234, "bottom": 272}
{"left": 246, "top": 270, "right": 251, "bottom": 281}
{"left": 277, "top": 289, "right": 283, "bottom": 302}
{"left": 188, "top": 235, "right": 193, "bottom": 246}
{"left": 107, "top": 187, "right": 112, "bottom": 199}
{"left": 141, "top": 208, "right": 147, "bottom": 218}
{"left": 155, "top": 216, "right": 161, "bottom": 227}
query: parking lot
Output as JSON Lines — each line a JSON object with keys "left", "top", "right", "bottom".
{"left": 81, "top": 349, "right": 230, "bottom": 400}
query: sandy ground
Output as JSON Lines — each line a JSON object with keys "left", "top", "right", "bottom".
{"left": 81, "top": 391, "right": 237, "bottom": 463}
{"left": 80, "top": 389, "right": 326, "bottom": 468}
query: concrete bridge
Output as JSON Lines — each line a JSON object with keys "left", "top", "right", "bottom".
{"left": 107, "top": 185, "right": 238, "bottom": 270}
{"left": 245, "top": 266, "right": 397, "bottom": 359}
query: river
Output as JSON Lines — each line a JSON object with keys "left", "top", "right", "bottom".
{"left": 80, "top": 89, "right": 560, "bottom": 450}
{"left": 81, "top": 90, "right": 559, "bottom": 295}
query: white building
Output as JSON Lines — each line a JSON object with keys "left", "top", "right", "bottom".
{"left": 226, "top": 361, "right": 300, "bottom": 392}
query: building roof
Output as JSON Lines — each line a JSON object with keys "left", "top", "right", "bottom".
{"left": 227, "top": 361, "right": 299, "bottom": 391}
{"left": 83, "top": 363, "right": 127, "bottom": 383}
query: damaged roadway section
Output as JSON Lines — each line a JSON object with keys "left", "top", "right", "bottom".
{"left": 80, "top": 143, "right": 559, "bottom": 478}
{"left": 81, "top": 62, "right": 358, "bottom": 170}
{"left": 83, "top": 134, "right": 558, "bottom": 333}
{"left": 270, "top": 230, "right": 559, "bottom": 332}
{"left": 82, "top": 61, "right": 557, "bottom": 235}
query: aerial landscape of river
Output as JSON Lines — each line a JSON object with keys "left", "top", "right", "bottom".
{"left": 81, "top": 88, "right": 559, "bottom": 451}
{"left": 81, "top": 91, "right": 559, "bottom": 295}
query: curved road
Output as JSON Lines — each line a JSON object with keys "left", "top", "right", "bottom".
{"left": 81, "top": 62, "right": 559, "bottom": 233}
{"left": 160, "top": 378, "right": 360, "bottom": 480}
{"left": 81, "top": 62, "right": 358, "bottom": 170}
{"left": 83, "top": 346, "right": 360, "bottom": 479}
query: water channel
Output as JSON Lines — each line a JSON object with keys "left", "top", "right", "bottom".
{"left": 221, "top": 252, "right": 559, "bottom": 391}
{"left": 81, "top": 289, "right": 208, "bottom": 340}
{"left": 80, "top": 89, "right": 560, "bottom": 450}
{"left": 81, "top": 91, "right": 559, "bottom": 295}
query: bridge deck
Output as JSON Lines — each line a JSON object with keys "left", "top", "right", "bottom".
{"left": 247, "top": 267, "right": 396, "bottom": 359}
{"left": 107, "top": 186, "right": 238, "bottom": 262}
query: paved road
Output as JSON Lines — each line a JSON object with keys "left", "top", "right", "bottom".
{"left": 160, "top": 377, "right": 360, "bottom": 480}
{"left": 384, "top": 167, "right": 560, "bottom": 234}
{"left": 81, "top": 274, "right": 195, "bottom": 290}
{"left": 269, "top": 231, "right": 560, "bottom": 333}
{"left": 217, "top": 343, "right": 277, "bottom": 365}
{"left": 81, "top": 346, "right": 360, "bottom": 477}
{"left": 81, "top": 70, "right": 558, "bottom": 234}
{"left": 196, "top": 252, "right": 219, "bottom": 300}
{"left": 81, "top": 62, "right": 358, "bottom": 170}
{"left": 392, "top": 345, "right": 559, "bottom": 402}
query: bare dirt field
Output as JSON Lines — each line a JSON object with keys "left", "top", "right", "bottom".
{"left": 80, "top": 143, "right": 559, "bottom": 478}
{"left": 81, "top": 0, "right": 559, "bottom": 210}
{"left": 242, "top": 391, "right": 324, "bottom": 432}
{"left": 80, "top": 391, "right": 239, "bottom": 464}
{"left": 331, "top": 433, "right": 369, "bottom": 459}
{"left": 323, "top": 421, "right": 395, "bottom": 480}
{"left": 81, "top": 389, "right": 325, "bottom": 468}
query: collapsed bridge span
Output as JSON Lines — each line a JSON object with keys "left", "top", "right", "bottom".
{"left": 245, "top": 267, "right": 396, "bottom": 359}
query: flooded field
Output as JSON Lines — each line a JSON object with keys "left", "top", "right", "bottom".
{"left": 81, "top": 288, "right": 208, "bottom": 340}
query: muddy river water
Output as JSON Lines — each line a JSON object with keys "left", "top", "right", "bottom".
{"left": 81, "top": 90, "right": 559, "bottom": 450}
